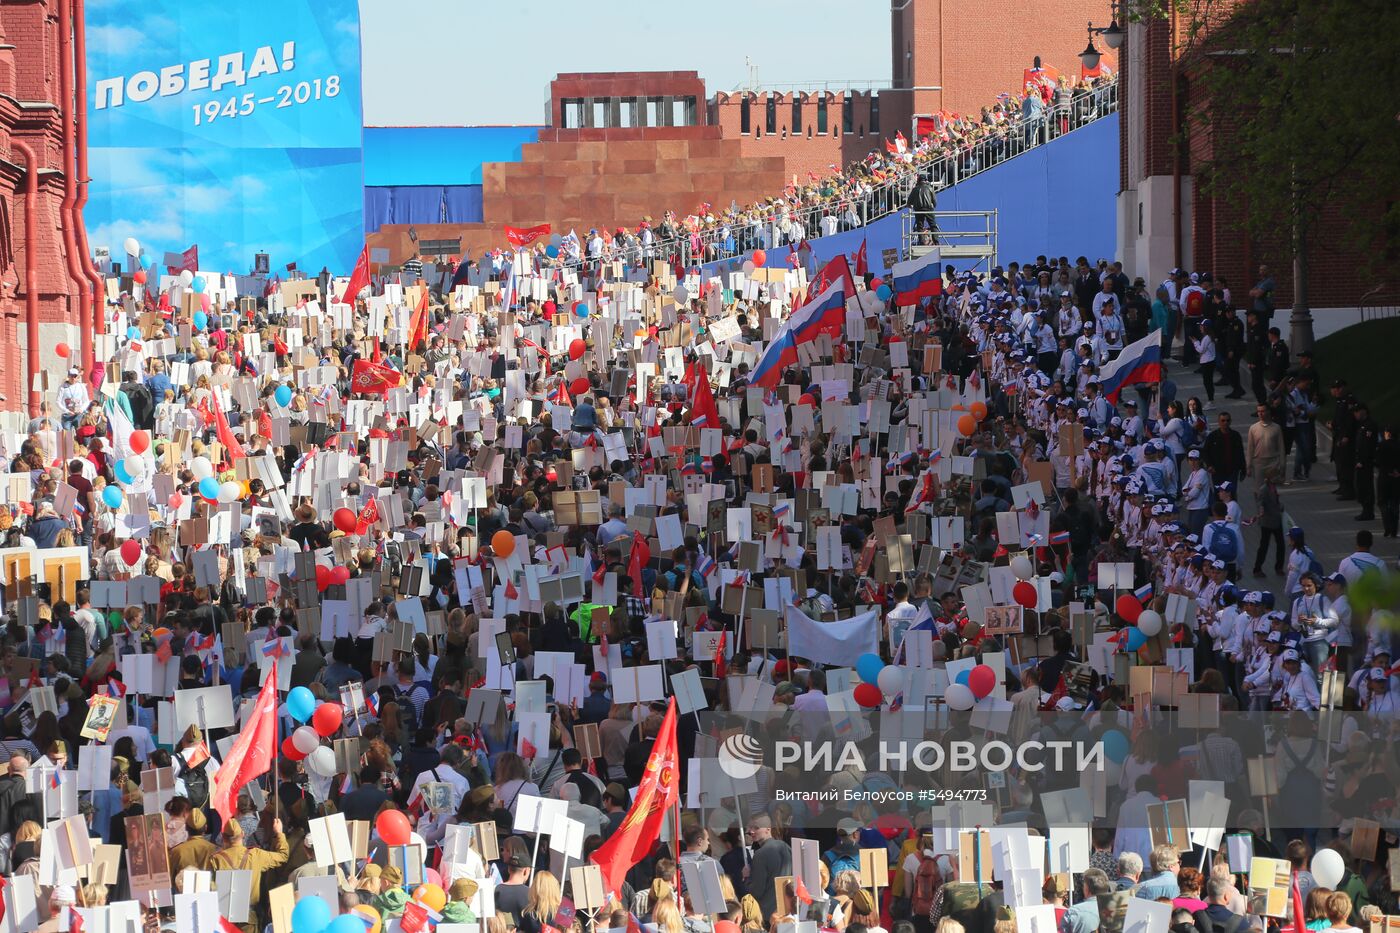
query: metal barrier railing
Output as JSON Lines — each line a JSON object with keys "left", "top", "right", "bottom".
{"left": 548, "top": 81, "right": 1116, "bottom": 272}
{"left": 1360, "top": 283, "right": 1400, "bottom": 322}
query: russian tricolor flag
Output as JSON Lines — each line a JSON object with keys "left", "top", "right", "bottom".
{"left": 1134, "top": 582, "right": 1154, "bottom": 603}
{"left": 1099, "top": 331, "right": 1164, "bottom": 404}
{"left": 751, "top": 331, "right": 797, "bottom": 389}
{"left": 891, "top": 249, "right": 943, "bottom": 306}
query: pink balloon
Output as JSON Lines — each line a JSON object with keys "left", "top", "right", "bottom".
{"left": 425, "top": 867, "right": 443, "bottom": 888}
{"left": 168, "top": 492, "right": 183, "bottom": 509}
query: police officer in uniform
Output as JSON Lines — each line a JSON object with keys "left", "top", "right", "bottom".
{"left": 1245, "top": 310, "right": 1269, "bottom": 403}
{"left": 1354, "top": 400, "right": 1379, "bottom": 521}
{"left": 1330, "top": 380, "right": 1357, "bottom": 500}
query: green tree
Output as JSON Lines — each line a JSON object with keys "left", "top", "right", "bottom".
{"left": 1147, "top": 0, "right": 1400, "bottom": 267}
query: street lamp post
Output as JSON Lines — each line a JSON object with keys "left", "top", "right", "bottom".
{"left": 1080, "top": 1, "right": 1125, "bottom": 71}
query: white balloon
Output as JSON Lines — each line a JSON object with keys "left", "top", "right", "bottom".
{"left": 742, "top": 260, "right": 755, "bottom": 275}
{"left": 123, "top": 237, "right": 141, "bottom": 257}
{"left": 122, "top": 455, "right": 144, "bottom": 479}
{"left": 1009, "top": 555, "right": 1034, "bottom": 580}
{"left": 945, "top": 683, "right": 976, "bottom": 711}
{"left": 1311, "top": 849, "right": 1345, "bottom": 889}
{"left": 877, "top": 666, "right": 906, "bottom": 696}
{"left": 674, "top": 285, "right": 689, "bottom": 305}
{"left": 217, "top": 481, "right": 241, "bottom": 503}
{"left": 292, "top": 725, "right": 321, "bottom": 755}
{"left": 1136, "top": 610, "right": 1163, "bottom": 637}
{"left": 179, "top": 269, "right": 194, "bottom": 286}
{"left": 305, "top": 745, "right": 337, "bottom": 777}
{"left": 190, "top": 456, "right": 214, "bottom": 480}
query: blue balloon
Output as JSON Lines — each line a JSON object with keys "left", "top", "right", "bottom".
{"left": 290, "top": 896, "right": 332, "bottom": 933}
{"left": 955, "top": 670, "right": 971, "bottom": 687}
{"left": 287, "top": 686, "right": 317, "bottom": 723}
{"left": 275, "top": 385, "right": 293, "bottom": 407}
{"left": 876, "top": 284, "right": 893, "bottom": 301}
{"left": 127, "top": 326, "right": 140, "bottom": 340}
{"left": 325, "top": 917, "right": 367, "bottom": 933}
{"left": 113, "top": 461, "right": 133, "bottom": 485}
{"left": 855, "top": 652, "right": 885, "bottom": 685}
{"left": 191, "top": 275, "right": 207, "bottom": 294}
{"left": 545, "top": 244, "right": 560, "bottom": 258}
{"left": 1101, "top": 729, "right": 1130, "bottom": 764}
{"left": 102, "top": 486, "right": 123, "bottom": 509}
{"left": 193, "top": 311, "right": 208, "bottom": 331}
{"left": 1124, "top": 627, "right": 1148, "bottom": 652}
{"left": 198, "top": 476, "right": 219, "bottom": 500}
{"left": 574, "top": 302, "right": 589, "bottom": 319}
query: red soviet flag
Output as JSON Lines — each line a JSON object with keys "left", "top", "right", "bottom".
{"left": 853, "top": 239, "right": 869, "bottom": 277}
{"left": 210, "top": 659, "right": 278, "bottom": 829}
{"left": 627, "top": 531, "right": 651, "bottom": 602}
{"left": 351, "top": 359, "right": 403, "bottom": 396}
{"left": 339, "top": 245, "right": 371, "bottom": 304}
{"left": 504, "top": 224, "right": 552, "bottom": 248}
{"left": 211, "top": 397, "right": 246, "bottom": 462}
{"left": 688, "top": 364, "right": 720, "bottom": 430}
{"left": 590, "top": 697, "right": 678, "bottom": 897}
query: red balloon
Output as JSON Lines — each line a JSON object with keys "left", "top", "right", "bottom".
{"left": 281, "top": 736, "right": 308, "bottom": 762}
{"left": 570, "top": 377, "right": 590, "bottom": 397}
{"left": 870, "top": 277, "right": 884, "bottom": 290}
{"left": 1012, "top": 580, "right": 1038, "bottom": 610}
{"left": 315, "top": 565, "right": 332, "bottom": 592}
{"left": 333, "top": 507, "right": 357, "bottom": 534}
{"left": 168, "top": 492, "right": 183, "bottom": 509}
{"left": 798, "top": 394, "right": 817, "bottom": 407}
{"left": 568, "top": 338, "right": 587, "bottom": 360}
{"left": 55, "top": 342, "right": 71, "bottom": 359}
{"left": 330, "top": 566, "right": 350, "bottom": 585}
{"left": 1116, "top": 593, "right": 1143, "bottom": 624}
{"left": 312, "top": 702, "right": 344, "bottom": 737}
{"left": 130, "top": 430, "right": 150, "bottom": 454}
{"left": 376, "top": 809, "right": 413, "bottom": 847}
{"left": 968, "top": 664, "right": 997, "bottom": 699}
{"left": 120, "top": 539, "right": 142, "bottom": 566}
{"left": 751, "top": 249, "right": 767, "bottom": 268}
{"left": 133, "top": 269, "right": 147, "bottom": 285}
{"left": 853, "top": 682, "right": 884, "bottom": 709}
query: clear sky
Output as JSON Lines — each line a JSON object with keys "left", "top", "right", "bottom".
{"left": 359, "top": 0, "right": 891, "bottom": 126}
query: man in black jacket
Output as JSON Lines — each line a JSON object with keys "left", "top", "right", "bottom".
{"left": 119, "top": 370, "right": 155, "bottom": 430}
{"left": 1203, "top": 413, "right": 1247, "bottom": 488}
{"left": 0, "top": 753, "right": 39, "bottom": 837}
{"left": 906, "top": 178, "right": 938, "bottom": 245}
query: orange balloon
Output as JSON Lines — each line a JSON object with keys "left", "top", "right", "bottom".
{"left": 951, "top": 403, "right": 966, "bottom": 411}
{"left": 413, "top": 883, "right": 448, "bottom": 913}
{"left": 970, "top": 401, "right": 989, "bottom": 421}
{"left": 352, "top": 906, "right": 382, "bottom": 933}
{"left": 491, "top": 529, "right": 516, "bottom": 557}
{"left": 957, "top": 414, "right": 977, "bottom": 437}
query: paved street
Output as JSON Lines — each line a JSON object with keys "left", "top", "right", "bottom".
{"left": 1161, "top": 352, "right": 1385, "bottom": 574}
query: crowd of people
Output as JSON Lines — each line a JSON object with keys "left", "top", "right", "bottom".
{"left": 393, "top": 74, "right": 1116, "bottom": 289}
{"left": 5, "top": 67, "right": 1400, "bottom": 933}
